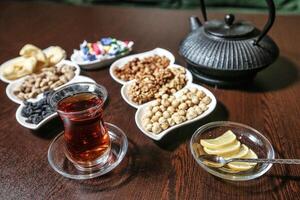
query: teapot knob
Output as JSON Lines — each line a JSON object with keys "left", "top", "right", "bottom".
{"left": 225, "top": 14, "right": 235, "bottom": 26}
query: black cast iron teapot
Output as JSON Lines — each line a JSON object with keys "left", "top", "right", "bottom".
{"left": 179, "top": 0, "right": 279, "bottom": 86}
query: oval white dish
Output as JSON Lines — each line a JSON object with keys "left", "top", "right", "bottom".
{"left": 15, "top": 75, "right": 95, "bottom": 130}
{"left": 121, "top": 64, "right": 193, "bottom": 109}
{"left": 71, "top": 46, "right": 133, "bottom": 70}
{"left": 109, "top": 48, "right": 175, "bottom": 85}
{"left": 0, "top": 47, "right": 67, "bottom": 84}
{"left": 6, "top": 60, "right": 81, "bottom": 104}
{"left": 135, "top": 83, "right": 217, "bottom": 141}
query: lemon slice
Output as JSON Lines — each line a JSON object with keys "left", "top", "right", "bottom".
{"left": 200, "top": 130, "right": 236, "bottom": 149}
{"left": 203, "top": 141, "right": 241, "bottom": 156}
{"left": 224, "top": 144, "right": 249, "bottom": 159}
{"left": 227, "top": 149, "right": 258, "bottom": 171}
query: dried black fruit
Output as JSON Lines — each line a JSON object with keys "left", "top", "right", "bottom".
{"left": 21, "top": 90, "right": 55, "bottom": 125}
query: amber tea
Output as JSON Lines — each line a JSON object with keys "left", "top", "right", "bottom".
{"left": 57, "top": 92, "right": 110, "bottom": 165}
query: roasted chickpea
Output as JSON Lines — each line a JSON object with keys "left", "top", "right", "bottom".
{"left": 161, "top": 99, "right": 170, "bottom": 107}
{"left": 171, "top": 100, "right": 180, "bottom": 108}
{"left": 177, "top": 109, "right": 186, "bottom": 116}
{"left": 191, "top": 96, "right": 199, "bottom": 105}
{"left": 163, "top": 111, "right": 171, "bottom": 119}
{"left": 144, "top": 110, "right": 153, "bottom": 118}
{"left": 151, "top": 115, "right": 159, "bottom": 122}
{"left": 145, "top": 124, "right": 153, "bottom": 131}
{"left": 190, "top": 88, "right": 197, "bottom": 94}
{"left": 202, "top": 96, "right": 212, "bottom": 105}
{"left": 158, "top": 117, "right": 167, "bottom": 124}
{"left": 161, "top": 94, "right": 169, "bottom": 99}
{"left": 195, "top": 106, "right": 203, "bottom": 115}
{"left": 167, "top": 118, "right": 176, "bottom": 126}
{"left": 142, "top": 117, "right": 151, "bottom": 125}
{"left": 167, "top": 106, "right": 175, "bottom": 114}
{"left": 196, "top": 90, "right": 206, "bottom": 99}
{"left": 152, "top": 122, "right": 162, "bottom": 134}
{"left": 160, "top": 122, "right": 169, "bottom": 130}
{"left": 159, "top": 105, "right": 166, "bottom": 112}
{"left": 152, "top": 106, "right": 160, "bottom": 113}
{"left": 178, "top": 102, "right": 188, "bottom": 110}
{"left": 155, "top": 111, "right": 162, "bottom": 118}
{"left": 198, "top": 102, "right": 207, "bottom": 111}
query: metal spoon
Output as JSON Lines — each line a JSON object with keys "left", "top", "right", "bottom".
{"left": 198, "top": 154, "right": 300, "bottom": 168}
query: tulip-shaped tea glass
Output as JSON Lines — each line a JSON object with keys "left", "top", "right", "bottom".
{"left": 49, "top": 82, "right": 111, "bottom": 171}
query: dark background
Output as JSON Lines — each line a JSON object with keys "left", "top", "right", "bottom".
{"left": 9, "top": 0, "right": 300, "bottom": 13}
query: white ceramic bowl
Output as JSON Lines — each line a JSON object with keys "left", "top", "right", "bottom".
{"left": 6, "top": 60, "right": 81, "bottom": 104}
{"left": 15, "top": 75, "right": 95, "bottom": 130}
{"left": 109, "top": 48, "right": 175, "bottom": 85}
{"left": 121, "top": 64, "right": 193, "bottom": 109}
{"left": 0, "top": 47, "right": 67, "bottom": 84}
{"left": 135, "top": 83, "right": 217, "bottom": 140}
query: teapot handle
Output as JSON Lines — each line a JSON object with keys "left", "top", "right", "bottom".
{"left": 199, "top": 0, "right": 207, "bottom": 22}
{"left": 199, "top": 0, "right": 276, "bottom": 45}
{"left": 254, "top": 0, "right": 276, "bottom": 45}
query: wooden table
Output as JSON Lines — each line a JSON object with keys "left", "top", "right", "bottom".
{"left": 1, "top": 2, "right": 300, "bottom": 199}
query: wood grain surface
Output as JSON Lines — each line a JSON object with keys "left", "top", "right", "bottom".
{"left": 0, "top": 1, "right": 299, "bottom": 200}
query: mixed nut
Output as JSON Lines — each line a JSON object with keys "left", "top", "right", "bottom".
{"left": 114, "top": 55, "right": 170, "bottom": 81}
{"left": 128, "top": 66, "right": 187, "bottom": 104}
{"left": 13, "top": 64, "right": 76, "bottom": 100}
{"left": 141, "top": 88, "right": 212, "bottom": 134}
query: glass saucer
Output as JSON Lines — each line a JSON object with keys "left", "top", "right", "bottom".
{"left": 47, "top": 123, "right": 128, "bottom": 180}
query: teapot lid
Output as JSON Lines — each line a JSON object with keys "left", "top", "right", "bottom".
{"left": 205, "top": 14, "right": 255, "bottom": 38}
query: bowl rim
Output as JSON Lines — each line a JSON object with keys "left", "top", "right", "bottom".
{"left": 190, "top": 121, "right": 275, "bottom": 181}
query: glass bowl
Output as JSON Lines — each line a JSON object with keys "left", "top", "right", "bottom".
{"left": 48, "top": 123, "right": 128, "bottom": 180}
{"left": 190, "top": 121, "right": 275, "bottom": 181}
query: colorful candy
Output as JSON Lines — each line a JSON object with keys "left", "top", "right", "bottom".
{"left": 92, "top": 43, "right": 101, "bottom": 55}
{"left": 75, "top": 37, "right": 134, "bottom": 62}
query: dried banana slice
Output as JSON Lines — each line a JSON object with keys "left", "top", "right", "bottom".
{"left": 20, "top": 44, "right": 48, "bottom": 70}
{"left": 1, "top": 57, "right": 37, "bottom": 80}
{"left": 44, "top": 46, "right": 66, "bottom": 65}
{"left": 20, "top": 44, "right": 47, "bottom": 63}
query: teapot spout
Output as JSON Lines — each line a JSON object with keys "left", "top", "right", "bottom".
{"left": 189, "top": 16, "right": 202, "bottom": 32}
